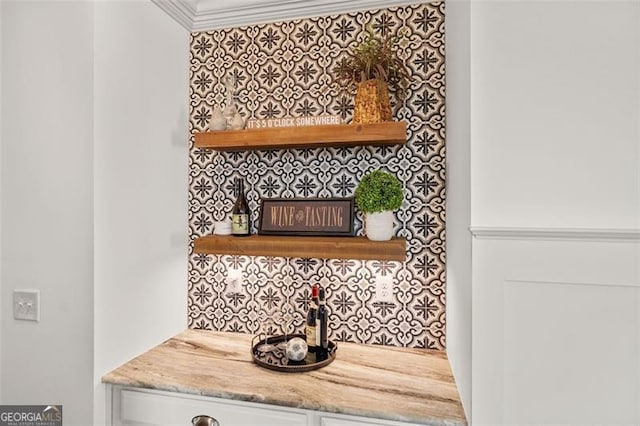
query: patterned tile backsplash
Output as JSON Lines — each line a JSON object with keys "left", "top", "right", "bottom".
{"left": 188, "top": 2, "right": 446, "bottom": 349}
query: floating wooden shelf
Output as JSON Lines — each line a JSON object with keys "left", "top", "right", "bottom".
{"left": 193, "top": 121, "right": 406, "bottom": 151}
{"left": 193, "top": 235, "right": 406, "bottom": 261}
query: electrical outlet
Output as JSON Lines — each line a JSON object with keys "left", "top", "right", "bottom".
{"left": 374, "top": 275, "right": 394, "bottom": 303}
{"left": 225, "top": 269, "right": 243, "bottom": 294}
{"left": 13, "top": 289, "right": 40, "bottom": 322}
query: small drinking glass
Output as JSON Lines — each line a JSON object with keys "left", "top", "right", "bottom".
{"left": 276, "top": 301, "right": 295, "bottom": 350}
{"left": 256, "top": 307, "right": 277, "bottom": 354}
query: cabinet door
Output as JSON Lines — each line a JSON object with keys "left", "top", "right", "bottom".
{"left": 118, "top": 388, "right": 308, "bottom": 426}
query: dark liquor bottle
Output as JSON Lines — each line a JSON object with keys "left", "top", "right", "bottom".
{"left": 316, "top": 286, "right": 329, "bottom": 359}
{"left": 305, "top": 284, "right": 319, "bottom": 353}
{"left": 231, "top": 178, "right": 250, "bottom": 236}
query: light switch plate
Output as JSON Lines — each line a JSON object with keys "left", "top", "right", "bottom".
{"left": 13, "top": 289, "right": 40, "bottom": 322}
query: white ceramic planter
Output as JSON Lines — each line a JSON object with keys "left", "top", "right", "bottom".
{"left": 364, "top": 211, "right": 394, "bottom": 241}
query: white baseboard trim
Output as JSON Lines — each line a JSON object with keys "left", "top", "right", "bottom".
{"left": 469, "top": 226, "right": 640, "bottom": 242}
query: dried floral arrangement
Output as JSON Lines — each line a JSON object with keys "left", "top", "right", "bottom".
{"left": 332, "top": 25, "right": 411, "bottom": 101}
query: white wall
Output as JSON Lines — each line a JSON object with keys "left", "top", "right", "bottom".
{"left": 92, "top": 1, "right": 189, "bottom": 424}
{"left": 471, "top": 0, "right": 639, "bottom": 229}
{"left": 0, "top": 0, "right": 187, "bottom": 423}
{"left": 0, "top": 1, "right": 3, "bottom": 404}
{"left": 1, "top": 2, "right": 94, "bottom": 423}
{"left": 470, "top": 1, "right": 640, "bottom": 424}
{"left": 444, "top": 0, "right": 471, "bottom": 419}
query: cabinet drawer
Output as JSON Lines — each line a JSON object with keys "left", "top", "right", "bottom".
{"left": 320, "top": 416, "right": 421, "bottom": 426}
{"left": 321, "top": 419, "right": 380, "bottom": 426}
{"left": 120, "top": 389, "right": 308, "bottom": 426}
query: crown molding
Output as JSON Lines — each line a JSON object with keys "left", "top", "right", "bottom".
{"left": 151, "top": 0, "right": 197, "bottom": 31}
{"left": 469, "top": 227, "right": 640, "bottom": 242}
{"left": 152, "top": 0, "right": 423, "bottom": 32}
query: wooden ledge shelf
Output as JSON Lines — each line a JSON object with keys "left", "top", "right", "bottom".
{"left": 193, "top": 121, "right": 406, "bottom": 151}
{"left": 193, "top": 235, "right": 406, "bottom": 261}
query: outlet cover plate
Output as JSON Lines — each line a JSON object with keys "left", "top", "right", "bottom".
{"left": 225, "top": 269, "right": 243, "bottom": 294}
{"left": 374, "top": 275, "right": 394, "bottom": 303}
{"left": 13, "top": 289, "right": 40, "bottom": 322}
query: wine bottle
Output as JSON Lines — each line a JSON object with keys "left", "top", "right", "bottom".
{"left": 317, "top": 286, "right": 329, "bottom": 359}
{"left": 231, "top": 178, "right": 250, "bottom": 236}
{"left": 305, "top": 284, "right": 319, "bottom": 353}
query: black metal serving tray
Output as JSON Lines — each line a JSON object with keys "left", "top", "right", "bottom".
{"left": 250, "top": 333, "right": 337, "bottom": 373}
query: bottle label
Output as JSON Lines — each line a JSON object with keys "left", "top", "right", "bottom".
{"left": 305, "top": 325, "right": 317, "bottom": 348}
{"left": 232, "top": 214, "right": 249, "bottom": 234}
{"left": 315, "top": 318, "right": 322, "bottom": 346}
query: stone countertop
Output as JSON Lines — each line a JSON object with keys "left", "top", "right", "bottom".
{"left": 102, "top": 329, "right": 466, "bottom": 426}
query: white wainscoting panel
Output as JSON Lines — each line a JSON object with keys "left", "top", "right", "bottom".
{"left": 503, "top": 280, "right": 637, "bottom": 424}
{"left": 472, "top": 232, "right": 640, "bottom": 425}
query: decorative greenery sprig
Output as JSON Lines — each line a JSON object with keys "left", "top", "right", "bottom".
{"left": 355, "top": 170, "right": 403, "bottom": 213}
{"left": 333, "top": 25, "right": 411, "bottom": 100}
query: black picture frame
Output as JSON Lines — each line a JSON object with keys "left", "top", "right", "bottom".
{"left": 258, "top": 198, "right": 354, "bottom": 236}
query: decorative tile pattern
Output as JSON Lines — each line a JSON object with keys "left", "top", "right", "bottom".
{"left": 188, "top": 2, "right": 446, "bottom": 349}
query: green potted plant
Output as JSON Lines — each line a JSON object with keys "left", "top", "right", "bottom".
{"left": 333, "top": 25, "right": 410, "bottom": 124}
{"left": 354, "top": 170, "right": 403, "bottom": 241}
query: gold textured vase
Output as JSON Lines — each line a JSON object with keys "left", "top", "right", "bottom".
{"left": 353, "top": 79, "right": 393, "bottom": 124}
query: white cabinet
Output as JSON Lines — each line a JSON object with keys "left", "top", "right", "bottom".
{"left": 108, "top": 386, "right": 425, "bottom": 426}
{"left": 111, "top": 387, "right": 308, "bottom": 426}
